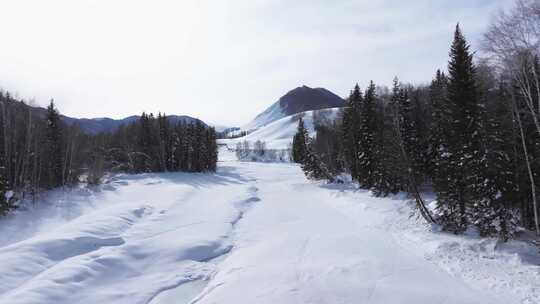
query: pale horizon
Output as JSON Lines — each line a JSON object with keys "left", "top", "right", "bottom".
{"left": 0, "top": 0, "right": 510, "bottom": 126}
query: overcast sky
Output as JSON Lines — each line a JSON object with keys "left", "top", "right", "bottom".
{"left": 0, "top": 0, "right": 510, "bottom": 126}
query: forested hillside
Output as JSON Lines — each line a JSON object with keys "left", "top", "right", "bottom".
{"left": 1, "top": 1, "right": 539, "bottom": 303}
{"left": 294, "top": 17, "right": 540, "bottom": 241}
{"left": 0, "top": 96, "right": 217, "bottom": 215}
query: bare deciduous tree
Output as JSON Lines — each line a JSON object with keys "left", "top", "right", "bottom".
{"left": 483, "top": 0, "right": 540, "bottom": 235}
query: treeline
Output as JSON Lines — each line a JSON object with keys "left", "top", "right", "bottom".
{"left": 0, "top": 97, "right": 217, "bottom": 215}
{"left": 294, "top": 14, "right": 540, "bottom": 241}
{"left": 90, "top": 112, "right": 218, "bottom": 177}
{"left": 0, "top": 96, "right": 86, "bottom": 215}
{"left": 235, "top": 140, "right": 290, "bottom": 162}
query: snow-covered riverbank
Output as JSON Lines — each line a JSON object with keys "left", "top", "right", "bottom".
{"left": 0, "top": 149, "right": 538, "bottom": 304}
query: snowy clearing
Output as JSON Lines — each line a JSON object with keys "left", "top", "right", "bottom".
{"left": 0, "top": 148, "right": 538, "bottom": 304}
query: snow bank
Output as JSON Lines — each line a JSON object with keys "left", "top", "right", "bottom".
{"left": 0, "top": 147, "right": 538, "bottom": 303}
{"left": 0, "top": 169, "right": 260, "bottom": 304}
{"left": 192, "top": 162, "right": 533, "bottom": 304}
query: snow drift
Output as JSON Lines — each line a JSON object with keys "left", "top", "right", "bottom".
{"left": 0, "top": 148, "right": 538, "bottom": 304}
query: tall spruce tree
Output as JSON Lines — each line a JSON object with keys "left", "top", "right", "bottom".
{"left": 311, "top": 121, "right": 343, "bottom": 175}
{"left": 0, "top": 114, "right": 13, "bottom": 214}
{"left": 341, "top": 84, "right": 362, "bottom": 180}
{"left": 428, "top": 70, "right": 455, "bottom": 226}
{"left": 357, "top": 81, "right": 377, "bottom": 188}
{"left": 206, "top": 127, "right": 218, "bottom": 172}
{"left": 0, "top": 171, "right": 12, "bottom": 215}
{"left": 292, "top": 117, "right": 309, "bottom": 163}
{"left": 44, "top": 100, "right": 64, "bottom": 188}
{"left": 371, "top": 96, "right": 397, "bottom": 196}
{"left": 383, "top": 78, "right": 410, "bottom": 194}
{"left": 477, "top": 80, "right": 518, "bottom": 238}
{"left": 428, "top": 70, "right": 449, "bottom": 173}
{"left": 301, "top": 145, "right": 334, "bottom": 181}
{"left": 136, "top": 113, "right": 154, "bottom": 172}
{"left": 436, "top": 25, "right": 485, "bottom": 233}
{"left": 157, "top": 113, "right": 171, "bottom": 171}
{"left": 299, "top": 131, "right": 334, "bottom": 181}
{"left": 191, "top": 121, "right": 204, "bottom": 172}
{"left": 406, "top": 88, "right": 430, "bottom": 183}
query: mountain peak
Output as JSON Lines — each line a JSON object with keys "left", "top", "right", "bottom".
{"left": 278, "top": 85, "right": 344, "bottom": 116}
{"left": 243, "top": 86, "right": 345, "bottom": 130}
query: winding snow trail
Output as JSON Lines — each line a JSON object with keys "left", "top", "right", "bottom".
{"left": 0, "top": 149, "right": 537, "bottom": 303}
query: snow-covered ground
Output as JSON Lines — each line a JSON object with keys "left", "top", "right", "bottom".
{"left": 0, "top": 148, "right": 538, "bottom": 303}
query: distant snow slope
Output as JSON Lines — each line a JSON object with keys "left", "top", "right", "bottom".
{"left": 0, "top": 148, "right": 538, "bottom": 303}
{"left": 221, "top": 107, "right": 341, "bottom": 150}
{"left": 242, "top": 101, "right": 283, "bottom": 131}
{"left": 243, "top": 85, "right": 344, "bottom": 131}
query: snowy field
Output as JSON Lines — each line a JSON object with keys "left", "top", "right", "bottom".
{"left": 0, "top": 148, "right": 538, "bottom": 303}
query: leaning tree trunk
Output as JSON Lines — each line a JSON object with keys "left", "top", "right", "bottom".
{"left": 391, "top": 103, "right": 436, "bottom": 224}
{"left": 514, "top": 61, "right": 540, "bottom": 139}
{"left": 513, "top": 93, "right": 540, "bottom": 236}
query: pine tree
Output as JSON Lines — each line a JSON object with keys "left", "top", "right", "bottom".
{"left": 0, "top": 111, "right": 14, "bottom": 214}
{"left": 292, "top": 117, "right": 309, "bottom": 163}
{"left": 170, "top": 127, "right": 181, "bottom": 171}
{"left": 428, "top": 70, "right": 455, "bottom": 227}
{"left": 311, "top": 121, "right": 343, "bottom": 175}
{"left": 402, "top": 87, "right": 428, "bottom": 184}
{"left": 44, "top": 100, "right": 64, "bottom": 188}
{"left": 341, "top": 84, "right": 362, "bottom": 180}
{"left": 428, "top": 70, "right": 449, "bottom": 173}
{"left": 398, "top": 87, "right": 415, "bottom": 165}
{"left": 157, "top": 113, "right": 171, "bottom": 171}
{"left": 135, "top": 113, "right": 154, "bottom": 172}
{"left": 186, "top": 123, "right": 195, "bottom": 171}
{"left": 300, "top": 137, "right": 334, "bottom": 181}
{"left": 436, "top": 25, "right": 485, "bottom": 233}
{"left": 206, "top": 127, "right": 218, "bottom": 172}
{"left": 191, "top": 121, "right": 205, "bottom": 172}
{"left": 472, "top": 75, "right": 522, "bottom": 239}
{"left": 376, "top": 77, "right": 408, "bottom": 195}
{"left": 173, "top": 123, "right": 187, "bottom": 171}
{"left": 371, "top": 99, "right": 398, "bottom": 196}
{"left": 0, "top": 172, "right": 12, "bottom": 215}
{"left": 357, "top": 81, "right": 377, "bottom": 188}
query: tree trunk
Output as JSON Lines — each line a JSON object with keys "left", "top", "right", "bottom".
{"left": 513, "top": 93, "right": 540, "bottom": 236}
{"left": 391, "top": 102, "right": 436, "bottom": 224}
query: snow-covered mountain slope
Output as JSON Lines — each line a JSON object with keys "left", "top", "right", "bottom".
{"left": 0, "top": 148, "right": 538, "bottom": 304}
{"left": 243, "top": 85, "right": 345, "bottom": 131}
{"left": 221, "top": 107, "right": 341, "bottom": 150}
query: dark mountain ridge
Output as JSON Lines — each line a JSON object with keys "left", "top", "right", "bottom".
{"left": 243, "top": 85, "right": 345, "bottom": 130}
{"left": 278, "top": 85, "right": 345, "bottom": 116}
{"left": 12, "top": 101, "right": 206, "bottom": 134}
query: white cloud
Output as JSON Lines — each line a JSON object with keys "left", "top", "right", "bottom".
{"left": 0, "top": 0, "right": 508, "bottom": 125}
